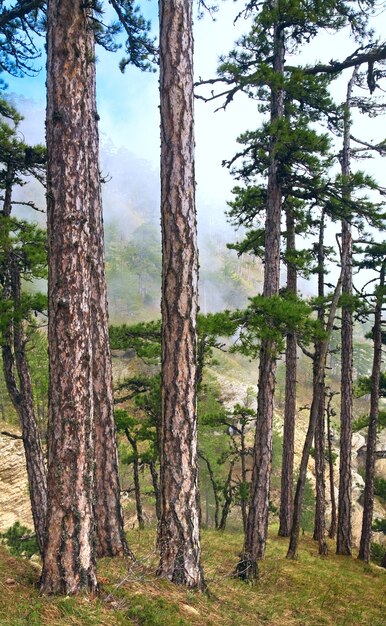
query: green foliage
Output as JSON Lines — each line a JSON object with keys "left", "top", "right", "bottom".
{"left": 354, "top": 372, "right": 386, "bottom": 398}
{"left": 370, "top": 542, "right": 386, "bottom": 566}
{"left": 374, "top": 478, "right": 386, "bottom": 504}
{"left": 372, "top": 518, "right": 386, "bottom": 534}
{"left": 234, "top": 293, "right": 317, "bottom": 358}
{"left": 352, "top": 411, "right": 386, "bottom": 433}
{"left": 109, "top": 320, "right": 161, "bottom": 363}
{"left": 1, "top": 522, "right": 38, "bottom": 558}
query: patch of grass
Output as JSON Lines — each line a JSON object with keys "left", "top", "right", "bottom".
{"left": 0, "top": 526, "right": 385, "bottom": 626}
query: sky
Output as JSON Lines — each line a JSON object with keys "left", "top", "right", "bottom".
{"left": 4, "top": 1, "right": 386, "bottom": 293}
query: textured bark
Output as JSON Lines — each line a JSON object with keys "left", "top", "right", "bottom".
{"left": 326, "top": 392, "right": 337, "bottom": 539}
{"left": 287, "top": 228, "right": 345, "bottom": 560}
{"left": 89, "top": 61, "right": 127, "bottom": 555}
{"left": 358, "top": 264, "right": 384, "bottom": 562}
{"left": 157, "top": 0, "right": 204, "bottom": 590}
{"left": 279, "top": 207, "right": 297, "bottom": 537}
{"left": 237, "top": 14, "right": 285, "bottom": 581}
{"left": 313, "top": 233, "right": 327, "bottom": 556}
{"left": 240, "top": 423, "right": 248, "bottom": 534}
{"left": 41, "top": 0, "right": 98, "bottom": 595}
{"left": 337, "top": 69, "right": 356, "bottom": 556}
{"left": 313, "top": 387, "right": 328, "bottom": 555}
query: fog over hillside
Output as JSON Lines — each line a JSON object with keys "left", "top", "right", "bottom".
{"left": 10, "top": 96, "right": 262, "bottom": 322}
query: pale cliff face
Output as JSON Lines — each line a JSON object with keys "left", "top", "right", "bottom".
{"left": 0, "top": 434, "right": 34, "bottom": 532}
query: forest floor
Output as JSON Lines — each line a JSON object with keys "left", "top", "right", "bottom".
{"left": 0, "top": 525, "right": 385, "bottom": 626}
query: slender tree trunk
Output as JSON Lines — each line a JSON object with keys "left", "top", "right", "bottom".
{"left": 149, "top": 461, "right": 161, "bottom": 522}
{"left": 279, "top": 206, "right": 297, "bottom": 537}
{"left": 238, "top": 14, "right": 285, "bottom": 581}
{"left": 89, "top": 97, "right": 128, "bottom": 554}
{"left": 337, "top": 69, "right": 357, "bottom": 556}
{"left": 1, "top": 164, "right": 47, "bottom": 556}
{"left": 287, "top": 240, "right": 345, "bottom": 560}
{"left": 326, "top": 392, "right": 337, "bottom": 539}
{"left": 240, "top": 424, "right": 248, "bottom": 534}
{"left": 313, "top": 386, "right": 328, "bottom": 555}
{"left": 313, "top": 230, "right": 327, "bottom": 556}
{"left": 2, "top": 319, "right": 47, "bottom": 554}
{"left": 199, "top": 451, "right": 220, "bottom": 529}
{"left": 219, "top": 461, "right": 235, "bottom": 531}
{"left": 358, "top": 264, "right": 385, "bottom": 562}
{"left": 41, "top": 0, "right": 99, "bottom": 594}
{"left": 157, "top": 0, "right": 204, "bottom": 590}
{"left": 125, "top": 430, "right": 144, "bottom": 529}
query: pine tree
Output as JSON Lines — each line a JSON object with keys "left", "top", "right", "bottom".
{"left": 157, "top": 1, "right": 204, "bottom": 588}
{"left": 0, "top": 102, "right": 47, "bottom": 554}
{"left": 41, "top": 0, "right": 105, "bottom": 594}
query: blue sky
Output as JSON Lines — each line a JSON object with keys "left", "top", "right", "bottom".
{"left": 4, "top": 2, "right": 385, "bottom": 288}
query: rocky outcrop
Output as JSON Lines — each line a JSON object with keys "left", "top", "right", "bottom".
{"left": 0, "top": 432, "right": 33, "bottom": 532}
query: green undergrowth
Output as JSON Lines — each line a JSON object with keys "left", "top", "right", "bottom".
{"left": 0, "top": 526, "right": 385, "bottom": 626}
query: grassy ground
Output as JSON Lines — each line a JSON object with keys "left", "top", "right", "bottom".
{"left": 0, "top": 526, "right": 384, "bottom": 626}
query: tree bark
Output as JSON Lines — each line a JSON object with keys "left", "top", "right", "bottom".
{"left": 240, "top": 423, "right": 248, "bottom": 534}
{"left": 125, "top": 429, "right": 144, "bottom": 529}
{"left": 219, "top": 461, "right": 235, "bottom": 531}
{"left": 157, "top": 0, "right": 204, "bottom": 590}
{"left": 279, "top": 206, "right": 297, "bottom": 537}
{"left": 89, "top": 84, "right": 128, "bottom": 554}
{"left": 358, "top": 264, "right": 385, "bottom": 562}
{"left": 313, "top": 386, "right": 328, "bottom": 555}
{"left": 337, "top": 69, "right": 357, "bottom": 556}
{"left": 149, "top": 461, "right": 161, "bottom": 522}
{"left": 238, "top": 12, "right": 285, "bottom": 581}
{"left": 41, "top": 0, "right": 99, "bottom": 594}
{"left": 313, "top": 227, "right": 327, "bottom": 556}
{"left": 326, "top": 391, "right": 337, "bottom": 539}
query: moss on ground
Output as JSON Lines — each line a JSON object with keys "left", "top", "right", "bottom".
{"left": 0, "top": 526, "right": 384, "bottom": 625}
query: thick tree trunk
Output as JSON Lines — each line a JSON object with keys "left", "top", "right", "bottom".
{"left": 337, "top": 69, "right": 356, "bottom": 556}
{"left": 358, "top": 265, "right": 384, "bottom": 562}
{"left": 238, "top": 15, "right": 285, "bottom": 581}
{"left": 157, "top": 0, "right": 204, "bottom": 590}
{"left": 326, "top": 392, "right": 337, "bottom": 539}
{"left": 287, "top": 242, "right": 344, "bottom": 560}
{"left": 41, "top": 0, "right": 99, "bottom": 595}
{"left": 279, "top": 207, "right": 297, "bottom": 537}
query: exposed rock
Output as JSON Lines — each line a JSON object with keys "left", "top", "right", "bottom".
{"left": 0, "top": 432, "right": 33, "bottom": 533}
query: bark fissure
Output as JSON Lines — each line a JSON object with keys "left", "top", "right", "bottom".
{"left": 157, "top": 0, "right": 204, "bottom": 590}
